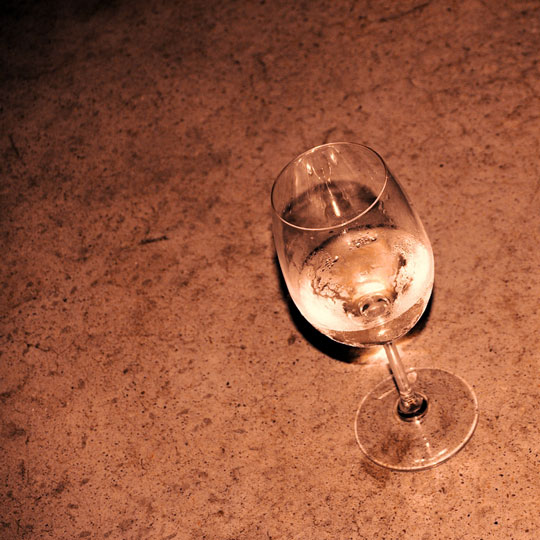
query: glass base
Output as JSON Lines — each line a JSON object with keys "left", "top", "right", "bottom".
{"left": 355, "top": 368, "right": 478, "bottom": 471}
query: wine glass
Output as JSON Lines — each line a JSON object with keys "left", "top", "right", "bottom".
{"left": 271, "top": 142, "right": 478, "bottom": 471}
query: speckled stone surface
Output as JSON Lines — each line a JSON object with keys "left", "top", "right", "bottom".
{"left": 1, "top": 0, "right": 540, "bottom": 538}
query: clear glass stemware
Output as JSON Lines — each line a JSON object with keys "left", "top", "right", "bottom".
{"left": 271, "top": 142, "right": 478, "bottom": 471}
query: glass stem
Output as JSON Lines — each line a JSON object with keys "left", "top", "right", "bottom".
{"left": 384, "top": 342, "right": 427, "bottom": 419}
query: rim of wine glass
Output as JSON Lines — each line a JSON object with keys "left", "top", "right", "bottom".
{"left": 271, "top": 141, "right": 389, "bottom": 232}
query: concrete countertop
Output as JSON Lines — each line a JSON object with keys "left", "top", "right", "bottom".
{"left": 1, "top": 0, "right": 539, "bottom": 538}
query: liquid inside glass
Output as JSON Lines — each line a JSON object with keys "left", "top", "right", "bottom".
{"left": 295, "top": 227, "right": 433, "bottom": 346}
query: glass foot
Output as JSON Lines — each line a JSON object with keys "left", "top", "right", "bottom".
{"left": 355, "top": 368, "right": 478, "bottom": 471}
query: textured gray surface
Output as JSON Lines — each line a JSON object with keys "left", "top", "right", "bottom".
{"left": 1, "top": 0, "right": 539, "bottom": 538}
